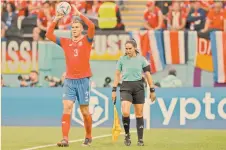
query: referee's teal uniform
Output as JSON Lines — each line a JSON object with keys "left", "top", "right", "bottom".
{"left": 116, "top": 54, "right": 149, "bottom": 104}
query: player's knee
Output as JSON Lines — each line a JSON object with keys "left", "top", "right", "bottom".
{"left": 63, "top": 106, "right": 73, "bottom": 114}
{"left": 135, "top": 110, "right": 143, "bottom": 118}
{"left": 80, "top": 105, "right": 90, "bottom": 116}
{"left": 63, "top": 100, "right": 74, "bottom": 114}
{"left": 135, "top": 113, "right": 143, "bottom": 118}
{"left": 122, "top": 111, "right": 130, "bottom": 117}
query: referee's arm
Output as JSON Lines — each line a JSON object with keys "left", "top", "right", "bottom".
{"left": 113, "top": 70, "right": 121, "bottom": 87}
{"left": 113, "top": 58, "right": 122, "bottom": 87}
{"left": 144, "top": 70, "right": 154, "bottom": 88}
{"left": 142, "top": 58, "right": 154, "bottom": 88}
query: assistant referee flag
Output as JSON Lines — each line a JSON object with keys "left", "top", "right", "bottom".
{"left": 112, "top": 103, "right": 121, "bottom": 142}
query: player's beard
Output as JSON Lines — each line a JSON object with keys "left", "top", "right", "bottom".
{"left": 72, "top": 32, "right": 82, "bottom": 40}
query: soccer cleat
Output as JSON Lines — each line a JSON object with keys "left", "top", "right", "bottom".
{"left": 124, "top": 134, "right": 131, "bottom": 146}
{"left": 137, "top": 139, "right": 144, "bottom": 146}
{"left": 57, "top": 139, "right": 69, "bottom": 147}
{"left": 82, "top": 138, "right": 92, "bottom": 146}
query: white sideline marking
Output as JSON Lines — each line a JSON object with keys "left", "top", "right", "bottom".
{"left": 22, "top": 131, "right": 136, "bottom": 150}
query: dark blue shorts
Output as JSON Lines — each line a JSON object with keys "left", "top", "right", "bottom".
{"left": 62, "top": 78, "right": 90, "bottom": 105}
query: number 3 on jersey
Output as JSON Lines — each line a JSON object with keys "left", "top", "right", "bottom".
{"left": 74, "top": 49, "right": 78, "bottom": 56}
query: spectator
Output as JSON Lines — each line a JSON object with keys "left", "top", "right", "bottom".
{"left": 33, "top": 1, "right": 54, "bottom": 41}
{"left": 168, "top": 2, "right": 186, "bottom": 31}
{"left": 29, "top": 70, "right": 41, "bottom": 87}
{"left": 155, "top": 1, "right": 172, "bottom": 16}
{"left": 1, "top": 75, "right": 7, "bottom": 87}
{"left": 16, "top": 1, "right": 29, "bottom": 29}
{"left": 187, "top": 1, "right": 206, "bottom": 31}
{"left": 118, "top": 0, "right": 125, "bottom": 10}
{"left": 154, "top": 82, "right": 161, "bottom": 88}
{"left": 199, "top": 0, "right": 214, "bottom": 12}
{"left": 181, "top": 1, "right": 192, "bottom": 17}
{"left": 70, "top": 0, "right": 87, "bottom": 13}
{"left": 1, "top": 2, "right": 18, "bottom": 32}
{"left": 19, "top": 70, "right": 41, "bottom": 87}
{"left": 1, "top": 21, "right": 7, "bottom": 40}
{"left": 46, "top": 72, "right": 66, "bottom": 87}
{"left": 28, "top": 0, "right": 43, "bottom": 17}
{"left": 103, "top": 77, "right": 112, "bottom": 87}
{"left": 155, "top": 1, "right": 172, "bottom": 26}
{"left": 160, "top": 69, "right": 182, "bottom": 88}
{"left": 98, "top": 1, "right": 125, "bottom": 30}
{"left": 201, "top": 1, "right": 226, "bottom": 33}
{"left": 143, "top": 1, "right": 165, "bottom": 30}
{"left": 86, "top": 1, "right": 102, "bottom": 16}
{"left": 16, "top": 1, "right": 29, "bottom": 17}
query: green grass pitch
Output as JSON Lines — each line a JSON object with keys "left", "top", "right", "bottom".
{"left": 2, "top": 127, "right": 226, "bottom": 150}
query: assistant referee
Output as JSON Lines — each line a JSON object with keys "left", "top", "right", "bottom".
{"left": 112, "top": 39, "right": 156, "bottom": 146}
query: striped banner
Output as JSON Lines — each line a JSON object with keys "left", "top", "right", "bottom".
{"left": 163, "top": 31, "right": 187, "bottom": 64}
{"left": 210, "top": 31, "right": 226, "bottom": 83}
{"left": 148, "top": 31, "right": 165, "bottom": 73}
{"left": 130, "top": 30, "right": 165, "bottom": 74}
{"left": 129, "top": 30, "right": 149, "bottom": 56}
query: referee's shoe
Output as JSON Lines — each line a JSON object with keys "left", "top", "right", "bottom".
{"left": 137, "top": 139, "right": 144, "bottom": 146}
{"left": 124, "top": 134, "right": 131, "bottom": 146}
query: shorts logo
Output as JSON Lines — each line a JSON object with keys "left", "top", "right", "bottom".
{"left": 62, "top": 94, "right": 66, "bottom": 98}
{"left": 72, "top": 88, "right": 109, "bottom": 127}
{"left": 85, "top": 91, "right": 89, "bottom": 101}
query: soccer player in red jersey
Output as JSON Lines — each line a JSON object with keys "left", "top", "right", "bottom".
{"left": 46, "top": 5, "right": 95, "bottom": 147}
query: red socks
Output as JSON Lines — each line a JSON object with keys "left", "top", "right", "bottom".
{"left": 61, "top": 114, "right": 92, "bottom": 140}
{"left": 61, "top": 114, "right": 71, "bottom": 141}
{"left": 83, "top": 114, "right": 92, "bottom": 139}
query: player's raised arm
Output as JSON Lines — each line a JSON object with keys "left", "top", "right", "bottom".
{"left": 45, "top": 12, "right": 64, "bottom": 44}
{"left": 72, "top": 5, "right": 95, "bottom": 42}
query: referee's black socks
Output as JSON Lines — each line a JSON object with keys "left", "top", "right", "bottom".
{"left": 122, "top": 116, "right": 130, "bottom": 135}
{"left": 136, "top": 117, "right": 144, "bottom": 140}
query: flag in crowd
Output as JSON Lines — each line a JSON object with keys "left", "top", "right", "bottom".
{"left": 130, "top": 30, "right": 226, "bottom": 84}
{"left": 210, "top": 31, "right": 226, "bottom": 83}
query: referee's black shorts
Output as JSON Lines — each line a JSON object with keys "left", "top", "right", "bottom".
{"left": 120, "top": 80, "right": 145, "bottom": 104}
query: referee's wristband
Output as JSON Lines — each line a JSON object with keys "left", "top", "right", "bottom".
{"left": 112, "top": 87, "right": 117, "bottom": 92}
{"left": 150, "top": 88, "right": 155, "bottom": 93}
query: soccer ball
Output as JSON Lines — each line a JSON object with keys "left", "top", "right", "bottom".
{"left": 56, "top": 2, "right": 71, "bottom": 15}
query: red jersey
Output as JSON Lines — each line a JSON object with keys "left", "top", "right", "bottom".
{"left": 144, "top": 7, "right": 165, "bottom": 29}
{"left": 38, "top": 10, "right": 54, "bottom": 28}
{"left": 46, "top": 14, "right": 95, "bottom": 79}
{"left": 59, "top": 36, "right": 92, "bottom": 79}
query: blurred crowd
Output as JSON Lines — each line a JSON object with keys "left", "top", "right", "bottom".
{"left": 1, "top": 71, "right": 66, "bottom": 88}
{"left": 144, "top": 0, "right": 226, "bottom": 32}
{"left": 1, "top": 0, "right": 226, "bottom": 41}
{"left": 1, "top": 0, "right": 125, "bottom": 41}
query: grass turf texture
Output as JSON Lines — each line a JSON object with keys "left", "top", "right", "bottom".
{"left": 2, "top": 127, "right": 226, "bottom": 150}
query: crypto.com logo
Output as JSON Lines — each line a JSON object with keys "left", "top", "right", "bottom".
{"left": 72, "top": 88, "right": 109, "bottom": 127}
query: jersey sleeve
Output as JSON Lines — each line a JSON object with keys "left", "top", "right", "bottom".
{"left": 142, "top": 56, "right": 150, "bottom": 68}
{"left": 58, "top": 37, "right": 69, "bottom": 50}
{"left": 116, "top": 57, "right": 123, "bottom": 71}
{"left": 79, "top": 14, "right": 95, "bottom": 43}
